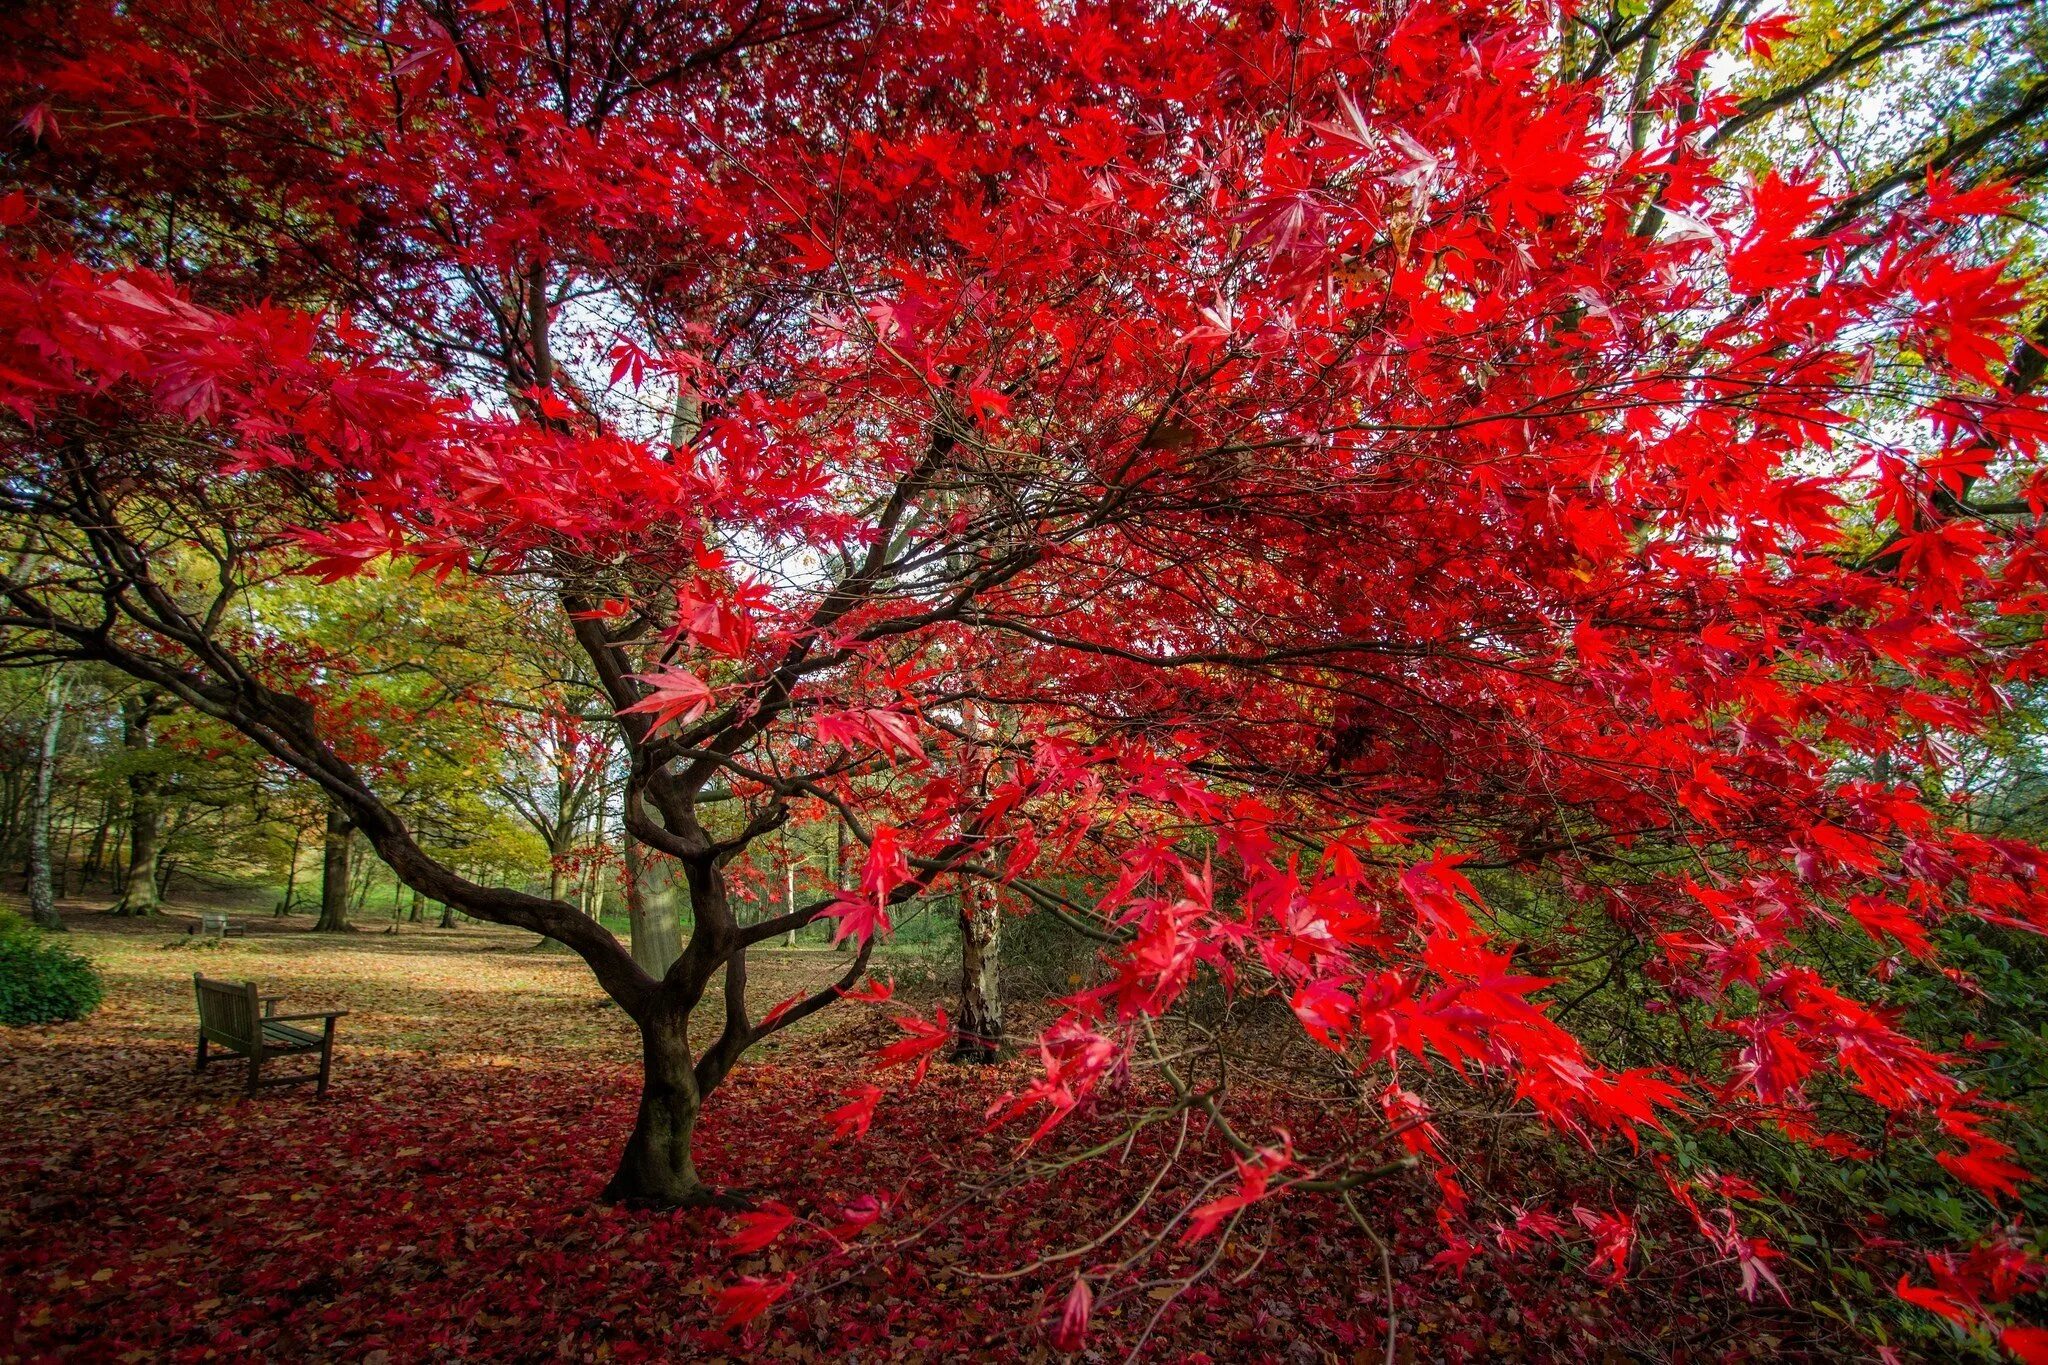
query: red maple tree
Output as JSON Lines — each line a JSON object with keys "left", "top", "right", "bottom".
{"left": 3, "top": 0, "right": 2046, "bottom": 1341}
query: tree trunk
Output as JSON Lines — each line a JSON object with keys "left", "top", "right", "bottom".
{"left": 315, "top": 803, "right": 354, "bottom": 932}
{"left": 56, "top": 796, "right": 81, "bottom": 899}
{"left": 623, "top": 791, "right": 683, "bottom": 978}
{"left": 277, "top": 822, "right": 302, "bottom": 915}
{"left": 438, "top": 899, "right": 456, "bottom": 929}
{"left": 603, "top": 1008, "right": 712, "bottom": 1206}
{"left": 408, "top": 886, "right": 423, "bottom": 922}
{"left": 83, "top": 794, "right": 111, "bottom": 883}
{"left": 109, "top": 698, "right": 164, "bottom": 916}
{"left": 26, "top": 669, "right": 69, "bottom": 931}
{"left": 835, "top": 819, "right": 854, "bottom": 952}
{"left": 952, "top": 878, "right": 1003, "bottom": 1062}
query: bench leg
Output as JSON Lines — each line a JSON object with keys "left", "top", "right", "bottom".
{"left": 195, "top": 1033, "right": 209, "bottom": 1073}
{"left": 317, "top": 1021, "right": 336, "bottom": 1098}
{"left": 246, "top": 1049, "right": 263, "bottom": 1096}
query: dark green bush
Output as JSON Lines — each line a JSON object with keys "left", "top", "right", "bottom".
{"left": 0, "top": 910, "right": 103, "bottom": 1025}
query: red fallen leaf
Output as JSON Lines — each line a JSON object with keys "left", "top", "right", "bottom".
{"left": 1050, "top": 1276, "right": 1092, "bottom": 1351}
{"left": 873, "top": 1009, "right": 952, "bottom": 1085}
{"left": 721, "top": 1202, "right": 797, "bottom": 1255}
{"left": 825, "top": 1191, "right": 892, "bottom": 1241}
{"left": 827, "top": 1084, "right": 883, "bottom": 1140}
{"left": 758, "top": 992, "right": 806, "bottom": 1029}
{"left": 712, "top": 1273, "right": 792, "bottom": 1329}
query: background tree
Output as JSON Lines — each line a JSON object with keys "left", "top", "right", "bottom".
{"left": 106, "top": 686, "right": 173, "bottom": 914}
{"left": 24, "top": 666, "right": 68, "bottom": 929}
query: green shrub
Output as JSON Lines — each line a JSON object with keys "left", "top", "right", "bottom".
{"left": 0, "top": 910, "right": 104, "bottom": 1025}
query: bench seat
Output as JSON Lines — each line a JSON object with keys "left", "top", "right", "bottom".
{"left": 261, "top": 1020, "right": 325, "bottom": 1050}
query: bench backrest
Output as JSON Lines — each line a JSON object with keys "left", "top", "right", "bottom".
{"left": 200, "top": 911, "right": 228, "bottom": 935}
{"left": 194, "top": 974, "right": 260, "bottom": 1049}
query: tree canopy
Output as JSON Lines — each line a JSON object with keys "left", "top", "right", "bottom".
{"left": 4, "top": 0, "right": 2048, "bottom": 1352}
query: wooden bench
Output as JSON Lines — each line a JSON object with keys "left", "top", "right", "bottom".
{"left": 192, "top": 974, "right": 346, "bottom": 1096}
{"left": 187, "top": 911, "right": 245, "bottom": 938}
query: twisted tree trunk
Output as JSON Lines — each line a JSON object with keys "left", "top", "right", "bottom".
{"left": 603, "top": 1005, "right": 711, "bottom": 1205}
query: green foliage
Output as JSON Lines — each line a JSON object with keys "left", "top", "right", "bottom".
{"left": 0, "top": 910, "right": 103, "bottom": 1025}
{"left": 999, "top": 894, "right": 1105, "bottom": 1001}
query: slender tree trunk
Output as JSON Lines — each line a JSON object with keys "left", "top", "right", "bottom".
{"left": 785, "top": 862, "right": 798, "bottom": 946}
{"left": 0, "top": 771, "right": 22, "bottom": 870}
{"left": 56, "top": 796, "right": 81, "bottom": 899}
{"left": 953, "top": 878, "right": 1003, "bottom": 1062}
{"left": 277, "top": 822, "right": 302, "bottom": 915}
{"left": 584, "top": 779, "right": 607, "bottom": 918}
{"left": 109, "top": 704, "right": 165, "bottom": 916}
{"left": 315, "top": 803, "right": 354, "bottom": 932}
{"left": 438, "top": 899, "right": 456, "bottom": 929}
{"left": 835, "top": 820, "right": 853, "bottom": 953}
{"left": 26, "top": 669, "right": 69, "bottom": 931}
{"left": 547, "top": 834, "right": 568, "bottom": 904}
{"left": 408, "top": 886, "right": 422, "bottom": 922}
{"left": 83, "top": 793, "right": 111, "bottom": 882}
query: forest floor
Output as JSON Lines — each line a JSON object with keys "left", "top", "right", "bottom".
{"left": 1, "top": 898, "right": 1797, "bottom": 1362}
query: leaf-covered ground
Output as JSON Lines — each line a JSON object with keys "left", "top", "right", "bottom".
{"left": 3, "top": 903, "right": 1798, "bottom": 1362}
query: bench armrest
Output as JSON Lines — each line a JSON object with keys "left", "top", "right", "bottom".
{"left": 261, "top": 995, "right": 284, "bottom": 1017}
{"left": 266, "top": 1010, "right": 349, "bottom": 1023}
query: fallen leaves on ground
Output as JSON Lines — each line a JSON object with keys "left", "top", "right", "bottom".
{"left": 1, "top": 910, "right": 1798, "bottom": 1361}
